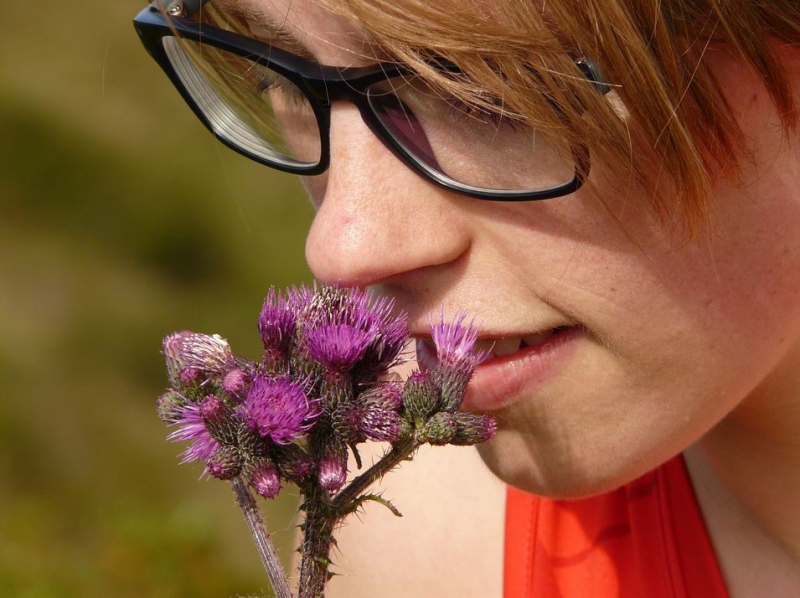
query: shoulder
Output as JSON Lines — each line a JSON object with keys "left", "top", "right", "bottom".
{"left": 323, "top": 443, "right": 506, "bottom": 598}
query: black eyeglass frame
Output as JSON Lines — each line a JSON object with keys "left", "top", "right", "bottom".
{"left": 133, "top": 3, "right": 610, "bottom": 202}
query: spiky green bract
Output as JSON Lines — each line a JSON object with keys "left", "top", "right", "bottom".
{"left": 402, "top": 370, "right": 439, "bottom": 419}
{"left": 156, "top": 389, "right": 186, "bottom": 423}
{"left": 451, "top": 412, "right": 498, "bottom": 445}
{"left": 207, "top": 445, "right": 244, "bottom": 480}
{"left": 419, "top": 412, "right": 458, "bottom": 445}
{"left": 333, "top": 382, "right": 403, "bottom": 443}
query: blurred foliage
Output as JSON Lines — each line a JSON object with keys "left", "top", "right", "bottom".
{"left": 0, "top": 0, "right": 315, "bottom": 596}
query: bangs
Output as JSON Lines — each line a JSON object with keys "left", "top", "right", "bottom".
{"left": 310, "top": 0, "right": 800, "bottom": 233}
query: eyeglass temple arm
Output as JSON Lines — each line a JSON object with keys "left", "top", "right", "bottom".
{"left": 155, "top": 0, "right": 212, "bottom": 17}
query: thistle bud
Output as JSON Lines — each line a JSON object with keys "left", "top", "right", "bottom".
{"left": 450, "top": 412, "right": 497, "bottom": 445}
{"left": 156, "top": 390, "right": 185, "bottom": 423}
{"left": 198, "top": 395, "right": 238, "bottom": 445}
{"left": 163, "top": 331, "right": 234, "bottom": 388}
{"left": 222, "top": 368, "right": 248, "bottom": 397}
{"left": 206, "top": 445, "right": 243, "bottom": 480}
{"left": 420, "top": 412, "right": 457, "bottom": 445}
{"left": 402, "top": 370, "right": 439, "bottom": 419}
{"left": 317, "top": 442, "right": 348, "bottom": 494}
{"left": 271, "top": 443, "right": 314, "bottom": 483}
{"left": 250, "top": 461, "right": 282, "bottom": 499}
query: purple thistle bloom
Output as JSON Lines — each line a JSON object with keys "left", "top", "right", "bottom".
{"left": 250, "top": 461, "right": 282, "bottom": 499}
{"left": 305, "top": 323, "right": 374, "bottom": 371}
{"left": 430, "top": 311, "right": 488, "bottom": 372}
{"left": 168, "top": 402, "right": 220, "bottom": 464}
{"left": 242, "top": 375, "right": 320, "bottom": 445}
{"left": 286, "top": 284, "right": 315, "bottom": 314}
{"left": 258, "top": 287, "right": 297, "bottom": 357}
{"left": 301, "top": 286, "right": 408, "bottom": 373}
{"left": 429, "top": 312, "right": 489, "bottom": 411}
{"left": 163, "top": 331, "right": 234, "bottom": 388}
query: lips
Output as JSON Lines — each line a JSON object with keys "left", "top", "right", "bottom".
{"left": 415, "top": 326, "right": 568, "bottom": 370}
{"left": 415, "top": 326, "right": 581, "bottom": 412}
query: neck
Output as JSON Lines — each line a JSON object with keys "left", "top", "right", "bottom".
{"left": 684, "top": 344, "right": 800, "bottom": 597}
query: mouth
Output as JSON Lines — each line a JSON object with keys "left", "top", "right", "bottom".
{"left": 415, "top": 326, "right": 571, "bottom": 371}
{"left": 414, "top": 325, "right": 581, "bottom": 413}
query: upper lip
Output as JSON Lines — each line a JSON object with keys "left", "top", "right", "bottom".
{"left": 408, "top": 323, "right": 575, "bottom": 341}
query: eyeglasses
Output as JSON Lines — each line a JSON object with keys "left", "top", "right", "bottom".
{"left": 133, "top": 1, "right": 609, "bottom": 201}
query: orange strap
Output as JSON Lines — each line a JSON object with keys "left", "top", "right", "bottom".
{"left": 503, "top": 456, "right": 729, "bottom": 598}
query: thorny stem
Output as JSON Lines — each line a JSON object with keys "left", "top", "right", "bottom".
{"left": 333, "top": 438, "right": 418, "bottom": 512}
{"left": 298, "top": 439, "right": 420, "bottom": 598}
{"left": 298, "top": 482, "right": 335, "bottom": 598}
{"left": 232, "top": 477, "right": 293, "bottom": 598}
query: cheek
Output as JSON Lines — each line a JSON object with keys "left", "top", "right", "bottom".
{"left": 471, "top": 177, "right": 800, "bottom": 497}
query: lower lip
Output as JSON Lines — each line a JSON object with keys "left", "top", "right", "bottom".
{"left": 459, "top": 327, "right": 583, "bottom": 413}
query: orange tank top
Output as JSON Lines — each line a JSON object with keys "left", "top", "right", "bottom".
{"left": 503, "top": 455, "right": 729, "bottom": 598}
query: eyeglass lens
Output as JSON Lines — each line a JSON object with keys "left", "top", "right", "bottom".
{"left": 162, "top": 35, "right": 577, "bottom": 192}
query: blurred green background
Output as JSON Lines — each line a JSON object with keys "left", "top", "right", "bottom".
{"left": 0, "top": 1, "right": 314, "bottom": 596}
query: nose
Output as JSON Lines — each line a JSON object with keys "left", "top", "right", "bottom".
{"left": 304, "top": 104, "right": 470, "bottom": 288}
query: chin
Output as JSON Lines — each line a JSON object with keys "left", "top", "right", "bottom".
{"left": 475, "top": 428, "right": 660, "bottom": 500}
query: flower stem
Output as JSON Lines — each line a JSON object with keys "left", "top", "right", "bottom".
{"left": 297, "top": 439, "right": 418, "bottom": 598}
{"left": 298, "top": 483, "right": 335, "bottom": 598}
{"left": 231, "top": 477, "right": 293, "bottom": 598}
{"left": 332, "top": 439, "right": 418, "bottom": 512}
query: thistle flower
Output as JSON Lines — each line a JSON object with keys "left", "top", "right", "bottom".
{"left": 242, "top": 375, "right": 319, "bottom": 445}
{"left": 300, "top": 286, "right": 407, "bottom": 375}
{"left": 163, "top": 331, "right": 234, "bottom": 389}
{"left": 430, "top": 312, "right": 489, "bottom": 412}
{"left": 259, "top": 287, "right": 297, "bottom": 364}
{"left": 305, "top": 323, "right": 374, "bottom": 371}
{"left": 167, "top": 402, "right": 220, "bottom": 464}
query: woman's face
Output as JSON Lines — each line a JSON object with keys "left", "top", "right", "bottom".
{"left": 244, "top": 0, "right": 800, "bottom": 497}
